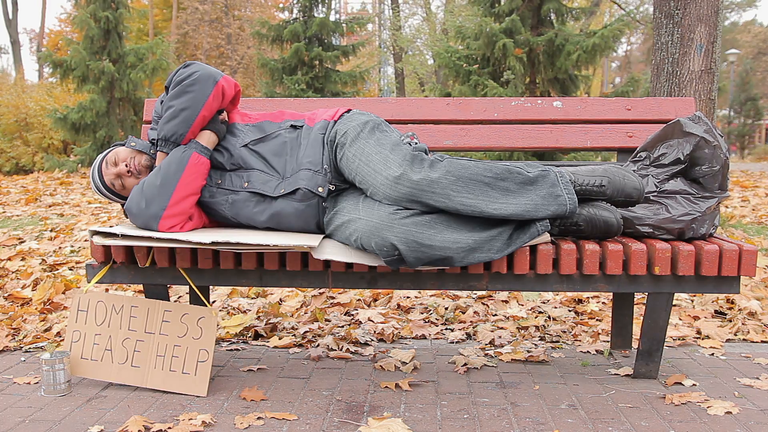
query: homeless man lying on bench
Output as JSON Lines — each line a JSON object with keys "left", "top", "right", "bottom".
{"left": 89, "top": 61, "right": 644, "bottom": 269}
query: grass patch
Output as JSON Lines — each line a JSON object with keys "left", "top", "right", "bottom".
{"left": 580, "top": 360, "right": 592, "bottom": 367}
{"left": 722, "top": 220, "right": 768, "bottom": 238}
{"left": 0, "top": 217, "right": 42, "bottom": 230}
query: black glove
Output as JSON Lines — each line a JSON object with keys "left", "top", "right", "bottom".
{"left": 201, "top": 110, "right": 228, "bottom": 142}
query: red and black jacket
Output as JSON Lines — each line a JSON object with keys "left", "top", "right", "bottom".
{"left": 124, "top": 61, "right": 349, "bottom": 233}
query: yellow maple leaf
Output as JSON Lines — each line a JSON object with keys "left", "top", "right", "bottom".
{"left": 379, "top": 378, "right": 417, "bottom": 391}
{"left": 358, "top": 413, "right": 413, "bottom": 432}
{"left": 117, "top": 415, "right": 154, "bottom": 432}
{"left": 697, "top": 399, "right": 740, "bottom": 415}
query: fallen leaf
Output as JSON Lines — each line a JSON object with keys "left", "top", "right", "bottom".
{"left": 117, "top": 415, "right": 155, "bottom": 432}
{"left": 551, "top": 352, "right": 565, "bottom": 358}
{"left": 700, "top": 348, "right": 726, "bottom": 357}
{"left": 664, "top": 392, "right": 709, "bottom": 406}
{"left": 607, "top": 367, "right": 633, "bottom": 376}
{"left": 306, "top": 347, "right": 326, "bottom": 361}
{"left": 219, "top": 345, "right": 245, "bottom": 351}
{"left": 182, "top": 413, "right": 215, "bottom": 427}
{"left": 358, "top": 413, "right": 413, "bottom": 432}
{"left": 13, "top": 375, "right": 41, "bottom": 384}
{"left": 736, "top": 374, "right": 768, "bottom": 390}
{"left": 753, "top": 357, "right": 768, "bottom": 365}
{"left": 380, "top": 378, "right": 417, "bottom": 391}
{"left": 265, "top": 411, "right": 298, "bottom": 420}
{"left": 698, "top": 339, "right": 724, "bottom": 349}
{"left": 87, "top": 426, "right": 105, "bottom": 432}
{"left": 576, "top": 343, "right": 608, "bottom": 354}
{"left": 665, "top": 374, "right": 687, "bottom": 386}
{"left": 400, "top": 360, "right": 420, "bottom": 374}
{"left": 389, "top": 349, "right": 416, "bottom": 363}
{"left": 288, "top": 347, "right": 302, "bottom": 354}
{"left": 697, "top": 399, "right": 740, "bottom": 415}
{"left": 239, "top": 365, "right": 268, "bottom": 372}
{"left": 240, "top": 386, "right": 268, "bottom": 402}
{"left": 329, "top": 351, "right": 353, "bottom": 359}
{"left": 234, "top": 413, "right": 265, "bottom": 429}
{"left": 375, "top": 357, "right": 401, "bottom": 372}
{"left": 266, "top": 335, "right": 296, "bottom": 348}
{"left": 149, "top": 424, "right": 175, "bottom": 432}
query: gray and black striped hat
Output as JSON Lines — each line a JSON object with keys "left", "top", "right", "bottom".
{"left": 89, "top": 136, "right": 157, "bottom": 204}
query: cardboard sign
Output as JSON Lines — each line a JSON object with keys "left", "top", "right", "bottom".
{"left": 64, "top": 291, "right": 216, "bottom": 396}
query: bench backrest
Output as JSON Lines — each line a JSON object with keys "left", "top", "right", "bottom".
{"left": 142, "top": 97, "right": 696, "bottom": 156}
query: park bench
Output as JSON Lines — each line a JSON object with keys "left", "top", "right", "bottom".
{"left": 86, "top": 97, "right": 758, "bottom": 380}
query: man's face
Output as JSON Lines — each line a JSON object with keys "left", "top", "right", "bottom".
{"left": 101, "top": 146, "right": 154, "bottom": 197}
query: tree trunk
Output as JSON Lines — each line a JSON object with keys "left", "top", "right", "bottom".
{"left": 171, "top": 0, "right": 178, "bottom": 41}
{"left": 148, "top": 0, "right": 154, "bottom": 41}
{"left": 650, "top": 0, "right": 723, "bottom": 121}
{"left": 1, "top": 0, "right": 24, "bottom": 82}
{"left": 390, "top": 0, "right": 406, "bottom": 97}
{"left": 37, "top": 0, "right": 46, "bottom": 81}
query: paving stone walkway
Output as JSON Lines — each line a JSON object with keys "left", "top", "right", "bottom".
{"left": 1, "top": 341, "right": 767, "bottom": 432}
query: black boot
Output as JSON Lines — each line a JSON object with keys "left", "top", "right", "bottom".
{"left": 549, "top": 201, "right": 623, "bottom": 239}
{"left": 560, "top": 165, "right": 644, "bottom": 208}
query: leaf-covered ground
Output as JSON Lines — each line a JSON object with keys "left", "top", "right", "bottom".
{"left": 1, "top": 169, "right": 768, "bottom": 357}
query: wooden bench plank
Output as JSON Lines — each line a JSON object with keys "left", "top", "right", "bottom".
{"left": 690, "top": 240, "right": 720, "bottom": 276}
{"left": 575, "top": 240, "right": 601, "bottom": 275}
{"left": 286, "top": 252, "right": 303, "bottom": 271}
{"left": 141, "top": 123, "right": 661, "bottom": 152}
{"left": 112, "top": 246, "right": 133, "bottom": 264}
{"left": 134, "top": 246, "right": 151, "bottom": 267}
{"left": 600, "top": 240, "right": 624, "bottom": 275}
{"left": 555, "top": 239, "right": 578, "bottom": 275}
{"left": 490, "top": 256, "right": 507, "bottom": 274}
{"left": 535, "top": 243, "right": 555, "bottom": 274}
{"left": 512, "top": 248, "right": 530, "bottom": 274}
{"left": 241, "top": 252, "right": 258, "bottom": 270}
{"left": 713, "top": 235, "right": 759, "bottom": 277}
{"left": 90, "top": 242, "right": 111, "bottom": 263}
{"left": 641, "top": 239, "right": 672, "bottom": 276}
{"left": 705, "top": 237, "right": 740, "bottom": 277}
{"left": 197, "top": 249, "right": 215, "bottom": 270}
{"left": 219, "top": 251, "right": 237, "bottom": 269}
{"left": 154, "top": 247, "right": 172, "bottom": 267}
{"left": 668, "top": 241, "right": 695, "bottom": 276}
{"left": 175, "top": 248, "right": 194, "bottom": 268}
{"left": 144, "top": 97, "right": 696, "bottom": 124}
{"left": 308, "top": 255, "right": 325, "bottom": 271}
{"left": 615, "top": 237, "right": 648, "bottom": 275}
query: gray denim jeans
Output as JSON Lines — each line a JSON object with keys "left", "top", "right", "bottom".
{"left": 324, "top": 110, "right": 578, "bottom": 268}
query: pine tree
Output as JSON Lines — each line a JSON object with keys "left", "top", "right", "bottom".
{"left": 724, "top": 61, "right": 764, "bottom": 158}
{"left": 41, "top": 0, "right": 169, "bottom": 165}
{"left": 254, "top": 0, "right": 369, "bottom": 97}
{"left": 435, "top": 0, "right": 627, "bottom": 97}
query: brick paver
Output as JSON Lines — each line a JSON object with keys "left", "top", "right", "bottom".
{"left": 0, "top": 341, "right": 767, "bottom": 431}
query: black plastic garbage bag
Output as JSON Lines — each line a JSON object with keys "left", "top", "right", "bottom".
{"left": 619, "top": 111, "right": 729, "bottom": 240}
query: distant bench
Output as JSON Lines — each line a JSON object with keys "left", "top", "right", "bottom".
{"left": 86, "top": 96, "right": 758, "bottom": 379}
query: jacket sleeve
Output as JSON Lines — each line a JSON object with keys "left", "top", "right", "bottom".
{"left": 124, "top": 140, "right": 216, "bottom": 232}
{"left": 151, "top": 61, "right": 242, "bottom": 154}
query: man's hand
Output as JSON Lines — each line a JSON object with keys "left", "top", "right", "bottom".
{"left": 201, "top": 110, "right": 229, "bottom": 143}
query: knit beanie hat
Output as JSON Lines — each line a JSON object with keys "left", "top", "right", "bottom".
{"left": 89, "top": 136, "right": 157, "bottom": 204}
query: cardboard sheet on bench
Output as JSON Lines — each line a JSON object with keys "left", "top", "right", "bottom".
{"left": 89, "top": 224, "right": 550, "bottom": 267}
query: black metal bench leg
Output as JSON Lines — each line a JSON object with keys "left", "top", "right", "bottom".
{"left": 610, "top": 292, "right": 634, "bottom": 351}
{"left": 189, "top": 285, "right": 211, "bottom": 307}
{"left": 143, "top": 284, "right": 170, "bottom": 302}
{"left": 632, "top": 292, "right": 675, "bottom": 379}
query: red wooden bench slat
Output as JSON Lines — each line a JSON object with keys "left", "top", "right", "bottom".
{"left": 112, "top": 246, "right": 133, "bottom": 264}
{"left": 219, "top": 251, "right": 237, "bottom": 269}
{"left": 575, "top": 240, "right": 601, "bottom": 275}
{"left": 600, "top": 240, "right": 624, "bottom": 275}
{"left": 353, "top": 263, "right": 370, "bottom": 272}
{"left": 615, "top": 237, "right": 648, "bottom": 275}
{"left": 554, "top": 239, "right": 578, "bottom": 275}
{"left": 241, "top": 252, "right": 258, "bottom": 270}
{"left": 467, "top": 263, "right": 484, "bottom": 274}
{"left": 400, "top": 267, "right": 415, "bottom": 273}
{"left": 308, "top": 255, "right": 325, "bottom": 271}
{"left": 445, "top": 267, "right": 461, "bottom": 273}
{"left": 90, "top": 242, "right": 111, "bottom": 263}
{"left": 668, "top": 241, "right": 695, "bottom": 276}
{"left": 713, "top": 235, "right": 759, "bottom": 277}
{"left": 535, "top": 243, "right": 555, "bottom": 274}
{"left": 144, "top": 97, "right": 696, "bottom": 124}
{"left": 285, "top": 252, "right": 303, "bottom": 271}
{"left": 330, "top": 261, "right": 347, "bottom": 272}
{"left": 141, "top": 123, "right": 660, "bottom": 152}
{"left": 264, "top": 252, "right": 281, "bottom": 270}
{"left": 377, "top": 265, "right": 392, "bottom": 272}
{"left": 641, "top": 239, "right": 672, "bottom": 276}
{"left": 690, "top": 240, "right": 720, "bottom": 276}
{"left": 133, "top": 246, "right": 151, "bottom": 267}
{"left": 490, "top": 256, "right": 507, "bottom": 274}
{"left": 704, "top": 237, "right": 740, "bottom": 277}
{"left": 175, "top": 248, "right": 194, "bottom": 268}
{"left": 512, "top": 247, "right": 530, "bottom": 274}
{"left": 154, "top": 247, "right": 172, "bottom": 267}
{"left": 197, "top": 249, "right": 215, "bottom": 270}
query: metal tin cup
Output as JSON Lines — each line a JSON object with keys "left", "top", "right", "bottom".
{"left": 40, "top": 351, "right": 72, "bottom": 397}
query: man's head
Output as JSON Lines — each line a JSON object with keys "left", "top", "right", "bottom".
{"left": 90, "top": 136, "right": 156, "bottom": 204}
